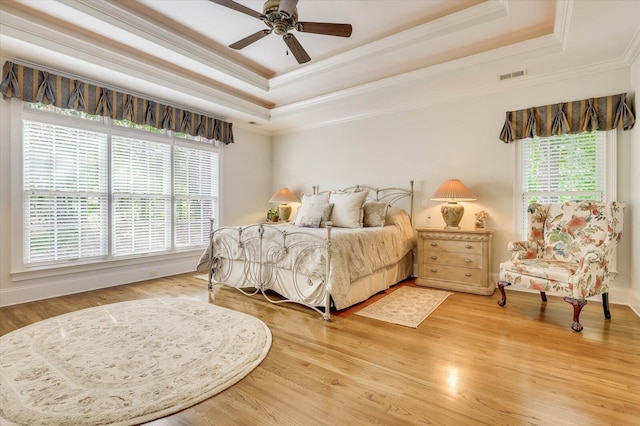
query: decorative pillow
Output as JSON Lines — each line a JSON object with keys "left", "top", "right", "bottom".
{"left": 363, "top": 201, "right": 389, "bottom": 227}
{"left": 299, "top": 216, "right": 322, "bottom": 228}
{"left": 329, "top": 191, "right": 368, "bottom": 228}
{"left": 294, "top": 193, "right": 331, "bottom": 226}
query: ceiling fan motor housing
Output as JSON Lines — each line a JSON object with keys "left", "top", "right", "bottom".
{"left": 263, "top": 0, "right": 298, "bottom": 36}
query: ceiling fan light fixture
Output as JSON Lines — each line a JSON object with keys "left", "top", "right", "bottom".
{"left": 210, "top": 0, "right": 352, "bottom": 64}
{"left": 273, "top": 21, "right": 289, "bottom": 36}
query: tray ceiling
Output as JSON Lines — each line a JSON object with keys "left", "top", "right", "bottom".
{"left": 0, "top": 0, "right": 638, "bottom": 133}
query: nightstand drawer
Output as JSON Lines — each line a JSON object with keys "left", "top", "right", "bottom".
{"left": 423, "top": 251, "right": 482, "bottom": 269}
{"left": 423, "top": 239, "right": 483, "bottom": 255}
{"left": 420, "top": 264, "right": 483, "bottom": 286}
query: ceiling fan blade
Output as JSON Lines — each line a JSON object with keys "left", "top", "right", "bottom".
{"left": 283, "top": 33, "right": 311, "bottom": 64}
{"left": 296, "top": 22, "right": 353, "bottom": 37}
{"left": 229, "top": 30, "right": 271, "bottom": 50}
{"left": 278, "top": 0, "right": 299, "bottom": 17}
{"left": 208, "top": 0, "right": 263, "bottom": 19}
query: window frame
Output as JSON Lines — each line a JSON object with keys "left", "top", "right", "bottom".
{"left": 514, "top": 129, "right": 617, "bottom": 239}
{"left": 10, "top": 99, "right": 222, "bottom": 275}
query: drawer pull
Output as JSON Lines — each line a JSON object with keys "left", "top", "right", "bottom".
{"left": 465, "top": 244, "right": 473, "bottom": 249}
{"left": 431, "top": 255, "right": 438, "bottom": 260}
{"left": 465, "top": 259, "right": 472, "bottom": 263}
{"left": 431, "top": 268, "right": 438, "bottom": 273}
{"left": 430, "top": 242, "right": 438, "bottom": 247}
{"left": 465, "top": 273, "right": 472, "bottom": 277}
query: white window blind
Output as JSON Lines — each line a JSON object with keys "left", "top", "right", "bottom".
{"left": 23, "top": 120, "right": 108, "bottom": 264}
{"left": 520, "top": 131, "right": 606, "bottom": 237}
{"left": 174, "top": 146, "right": 219, "bottom": 248}
{"left": 112, "top": 136, "right": 172, "bottom": 256}
{"left": 19, "top": 103, "right": 220, "bottom": 269}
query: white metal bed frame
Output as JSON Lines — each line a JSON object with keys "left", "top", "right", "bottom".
{"left": 206, "top": 181, "right": 414, "bottom": 320}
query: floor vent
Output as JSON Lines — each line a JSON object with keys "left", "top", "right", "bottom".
{"left": 499, "top": 69, "right": 528, "bottom": 80}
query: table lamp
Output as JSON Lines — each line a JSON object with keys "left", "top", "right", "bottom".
{"left": 269, "top": 188, "right": 299, "bottom": 222}
{"left": 430, "top": 179, "right": 477, "bottom": 229}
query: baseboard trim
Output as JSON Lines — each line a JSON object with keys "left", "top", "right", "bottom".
{"left": 1, "top": 256, "right": 199, "bottom": 307}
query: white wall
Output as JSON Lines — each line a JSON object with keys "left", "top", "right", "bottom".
{"left": 0, "top": 99, "right": 272, "bottom": 306}
{"left": 630, "top": 56, "right": 640, "bottom": 316}
{"left": 272, "top": 67, "right": 635, "bottom": 305}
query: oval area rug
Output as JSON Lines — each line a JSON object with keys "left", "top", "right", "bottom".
{"left": 0, "top": 298, "right": 272, "bottom": 426}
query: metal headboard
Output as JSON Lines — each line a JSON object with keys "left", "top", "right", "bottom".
{"left": 312, "top": 180, "right": 414, "bottom": 224}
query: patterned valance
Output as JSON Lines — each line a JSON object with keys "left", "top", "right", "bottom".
{"left": 0, "top": 61, "right": 234, "bottom": 145}
{"left": 499, "top": 93, "right": 635, "bottom": 143}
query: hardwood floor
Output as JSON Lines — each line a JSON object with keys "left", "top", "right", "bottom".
{"left": 2, "top": 273, "right": 639, "bottom": 425}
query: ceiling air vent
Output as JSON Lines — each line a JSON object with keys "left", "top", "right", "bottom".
{"left": 499, "top": 69, "right": 528, "bottom": 81}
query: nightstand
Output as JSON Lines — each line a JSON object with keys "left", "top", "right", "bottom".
{"left": 416, "top": 228, "right": 494, "bottom": 295}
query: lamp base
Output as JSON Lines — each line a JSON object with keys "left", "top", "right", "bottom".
{"left": 278, "top": 204, "right": 292, "bottom": 222}
{"left": 441, "top": 203, "right": 464, "bottom": 229}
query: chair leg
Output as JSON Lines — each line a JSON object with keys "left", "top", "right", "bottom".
{"left": 564, "top": 297, "right": 587, "bottom": 332}
{"left": 497, "top": 281, "right": 510, "bottom": 307}
{"left": 602, "top": 293, "right": 611, "bottom": 320}
{"left": 540, "top": 292, "right": 547, "bottom": 302}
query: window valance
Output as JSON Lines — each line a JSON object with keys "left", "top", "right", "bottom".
{"left": 0, "top": 61, "right": 234, "bottom": 145}
{"left": 499, "top": 93, "right": 635, "bottom": 143}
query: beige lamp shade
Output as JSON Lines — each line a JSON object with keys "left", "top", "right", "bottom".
{"left": 269, "top": 188, "right": 299, "bottom": 222}
{"left": 431, "top": 179, "right": 477, "bottom": 229}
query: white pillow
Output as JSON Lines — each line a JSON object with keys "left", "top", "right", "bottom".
{"left": 294, "top": 193, "right": 332, "bottom": 227}
{"left": 329, "top": 191, "right": 368, "bottom": 228}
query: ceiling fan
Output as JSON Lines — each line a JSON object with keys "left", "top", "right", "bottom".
{"left": 209, "top": 0, "right": 353, "bottom": 64}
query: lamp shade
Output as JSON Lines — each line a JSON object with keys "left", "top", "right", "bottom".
{"left": 268, "top": 188, "right": 299, "bottom": 222}
{"left": 430, "top": 179, "right": 477, "bottom": 229}
{"left": 430, "top": 179, "right": 477, "bottom": 202}
{"left": 269, "top": 188, "right": 299, "bottom": 204}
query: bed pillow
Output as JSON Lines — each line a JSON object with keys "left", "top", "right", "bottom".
{"left": 329, "top": 191, "right": 368, "bottom": 228}
{"left": 294, "top": 193, "right": 333, "bottom": 227}
{"left": 363, "top": 201, "right": 389, "bottom": 227}
{"left": 298, "top": 216, "right": 322, "bottom": 228}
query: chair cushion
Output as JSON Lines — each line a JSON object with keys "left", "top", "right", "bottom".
{"left": 500, "top": 259, "right": 579, "bottom": 295}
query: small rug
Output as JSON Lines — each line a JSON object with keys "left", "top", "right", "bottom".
{"left": 0, "top": 298, "right": 271, "bottom": 426}
{"left": 355, "top": 286, "right": 451, "bottom": 328}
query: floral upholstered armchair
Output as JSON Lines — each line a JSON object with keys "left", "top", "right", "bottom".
{"left": 497, "top": 200, "right": 625, "bottom": 332}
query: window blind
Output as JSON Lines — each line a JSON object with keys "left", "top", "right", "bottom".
{"left": 111, "top": 136, "right": 172, "bottom": 256}
{"left": 520, "top": 131, "right": 606, "bottom": 236}
{"left": 23, "top": 121, "right": 108, "bottom": 264}
{"left": 174, "top": 146, "right": 218, "bottom": 248}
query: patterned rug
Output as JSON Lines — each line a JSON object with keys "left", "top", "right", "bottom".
{"left": 0, "top": 298, "right": 271, "bottom": 426}
{"left": 355, "top": 286, "right": 451, "bottom": 328}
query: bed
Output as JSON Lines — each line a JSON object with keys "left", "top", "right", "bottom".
{"left": 196, "top": 182, "right": 417, "bottom": 320}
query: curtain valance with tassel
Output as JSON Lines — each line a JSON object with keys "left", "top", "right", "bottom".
{"left": 499, "top": 93, "right": 635, "bottom": 143}
{"left": 0, "top": 61, "right": 234, "bottom": 145}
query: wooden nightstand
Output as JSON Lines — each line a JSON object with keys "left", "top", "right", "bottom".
{"left": 416, "top": 228, "right": 494, "bottom": 295}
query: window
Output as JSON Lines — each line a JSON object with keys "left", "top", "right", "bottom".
{"left": 517, "top": 130, "right": 616, "bottom": 237}
{"left": 19, "top": 102, "right": 219, "bottom": 268}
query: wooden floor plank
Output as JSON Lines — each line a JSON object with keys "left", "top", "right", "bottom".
{"left": 1, "top": 273, "right": 639, "bottom": 425}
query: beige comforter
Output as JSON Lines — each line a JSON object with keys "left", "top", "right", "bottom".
{"left": 197, "top": 206, "right": 416, "bottom": 303}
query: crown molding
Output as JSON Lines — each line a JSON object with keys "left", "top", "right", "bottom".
{"left": 270, "top": 32, "right": 563, "bottom": 121}
{"left": 0, "top": 8, "right": 271, "bottom": 121}
{"left": 61, "top": 0, "right": 270, "bottom": 92}
{"left": 269, "top": 0, "right": 509, "bottom": 91}
{"left": 623, "top": 25, "right": 640, "bottom": 65}
{"left": 270, "top": 56, "right": 631, "bottom": 136}
{"left": 553, "top": 0, "right": 574, "bottom": 50}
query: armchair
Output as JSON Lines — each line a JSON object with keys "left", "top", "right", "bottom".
{"left": 497, "top": 200, "right": 625, "bottom": 332}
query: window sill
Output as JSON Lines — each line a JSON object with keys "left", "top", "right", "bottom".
{"left": 10, "top": 248, "right": 204, "bottom": 282}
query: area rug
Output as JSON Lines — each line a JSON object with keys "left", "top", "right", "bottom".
{"left": 355, "top": 286, "right": 451, "bottom": 328}
{"left": 0, "top": 298, "right": 272, "bottom": 426}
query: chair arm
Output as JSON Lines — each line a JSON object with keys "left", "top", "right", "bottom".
{"left": 507, "top": 240, "right": 539, "bottom": 260}
{"left": 571, "top": 248, "right": 609, "bottom": 298}
{"left": 582, "top": 249, "right": 605, "bottom": 264}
